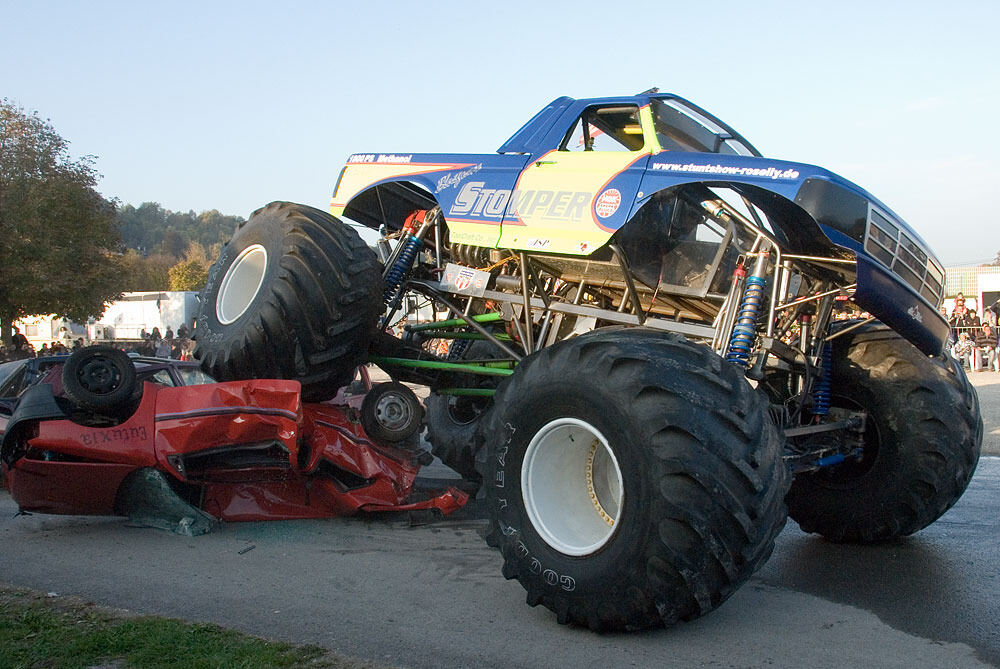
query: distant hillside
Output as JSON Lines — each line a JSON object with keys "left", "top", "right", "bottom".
{"left": 117, "top": 202, "right": 244, "bottom": 256}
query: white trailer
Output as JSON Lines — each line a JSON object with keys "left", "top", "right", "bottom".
{"left": 93, "top": 291, "right": 199, "bottom": 340}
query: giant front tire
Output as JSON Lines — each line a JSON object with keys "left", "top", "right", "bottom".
{"left": 476, "top": 329, "right": 788, "bottom": 631}
{"left": 786, "top": 322, "right": 982, "bottom": 543}
{"left": 194, "top": 202, "right": 383, "bottom": 400}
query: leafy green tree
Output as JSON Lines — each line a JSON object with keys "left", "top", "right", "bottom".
{"left": 118, "top": 202, "right": 167, "bottom": 254}
{"left": 119, "top": 249, "right": 174, "bottom": 291}
{"left": 168, "top": 242, "right": 211, "bottom": 291}
{"left": 117, "top": 202, "right": 240, "bottom": 255}
{"left": 158, "top": 228, "right": 186, "bottom": 258}
{"left": 0, "top": 100, "right": 123, "bottom": 345}
{"left": 168, "top": 259, "right": 208, "bottom": 291}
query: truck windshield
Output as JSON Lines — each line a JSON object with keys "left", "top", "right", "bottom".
{"left": 650, "top": 98, "right": 755, "bottom": 156}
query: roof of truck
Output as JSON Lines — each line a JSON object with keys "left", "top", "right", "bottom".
{"left": 497, "top": 92, "right": 761, "bottom": 157}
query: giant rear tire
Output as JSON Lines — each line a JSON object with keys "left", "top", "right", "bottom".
{"left": 786, "top": 322, "right": 982, "bottom": 543}
{"left": 194, "top": 202, "right": 383, "bottom": 400}
{"left": 476, "top": 329, "right": 787, "bottom": 631}
{"left": 425, "top": 339, "right": 507, "bottom": 483}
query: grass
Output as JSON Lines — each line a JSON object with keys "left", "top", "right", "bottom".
{"left": 0, "top": 586, "right": 383, "bottom": 669}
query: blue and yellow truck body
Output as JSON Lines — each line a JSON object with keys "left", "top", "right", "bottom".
{"left": 331, "top": 92, "right": 948, "bottom": 355}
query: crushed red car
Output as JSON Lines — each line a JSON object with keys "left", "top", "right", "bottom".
{"left": 0, "top": 346, "right": 467, "bottom": 534}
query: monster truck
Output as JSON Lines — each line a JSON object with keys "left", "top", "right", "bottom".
{"left": 194, "top": 90, "right": 982, "bottom": 632}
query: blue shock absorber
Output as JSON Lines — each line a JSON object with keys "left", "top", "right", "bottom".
{"left": 726, "top": 275, "right": 767, "bottom": 367}
{"left": 812, "top": 342, "right": 832, "bottom": 416}
{"left": 383, "top": 234, "right": 423, "bottom": 305}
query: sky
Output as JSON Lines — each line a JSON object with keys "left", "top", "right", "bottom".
{"left": 3, "top": 0, "right": 999, "bottom": 267}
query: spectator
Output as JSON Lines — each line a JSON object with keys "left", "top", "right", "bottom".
{"left": 165, "top": 325, "right": 174, "bottom": 340}
{"left": 435, "top": 338, "right": 450, "bottom": 356}
{"left": 58, "top": 325, "right": 73, "bottom": 348}
{"left": 11, "top": 326, "right": 29, "bottom": 351}
{"left": 150, "top": 326, "right": 162, "bottom": 342}
{"left": 983, "top": 303, "right": 998, "bottom": 328}
{"left": 976, "top": 323, "right": 999, "bottom": 372}
{"left": 155, "top": 337, "right": 171, "bottom": 358}
{"left": 967, "top": 309, "right": 982, "bottom": 329}
{"left": 176, "top": 322, "right": 189, "bottom": 339}
{"left": 951, "top": 299, "right": 976, "bottom": 341}
{"left": 953, "top": 331, "right": 975, "bottom": 370}
{"left": 949, "top": 299, "right": 966, "bottom": 327}
{"left": 941, "top": 307, "right": 955, "bottom": 345}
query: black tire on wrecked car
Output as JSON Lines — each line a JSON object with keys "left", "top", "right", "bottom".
{"left": 785, "top": 321, "right": 982, "bottom": 543}
{"left": 475, "top": 329, "right": 788, "bottom": 631}
{"left": 194, "top": 202, "right": 383, "bottom": 401}
{"left": 62, "top": 345, "right": 140, "bottom": 419}
{"left": 360, "top": 381, "right": 424, "bottom": 443}
{"left": 425, "top": 339, "right": 507, "bottom": 484}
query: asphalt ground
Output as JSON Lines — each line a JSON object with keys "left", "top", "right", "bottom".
{"left": 970, "top": 371, "right": 1000, "bottom": 455}
{"left": 0, "top": 373, "right": 997, "bottom": 668}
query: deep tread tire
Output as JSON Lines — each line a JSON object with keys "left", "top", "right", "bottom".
{"left": 476, "top": 328, "right": 788, "bottom": 631}
{"left": 425, "top": 340, "right": 505, "bottom": 483}
{"left": 194, "top": 202, "right": 383, "bottom": 400}
{"left": 786, "top": 322, "right": 982, "bottom": 543}
{"left": 62, "top": 345, "right": 140, "bottom": 418}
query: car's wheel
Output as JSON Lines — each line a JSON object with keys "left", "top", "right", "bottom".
{"left": 786, "top": 322, "right": 982, "bottom": 543}
{"left": 360, "top": 381, "right": 424, "bottom": 443}
{"left": 61, "top": 345, "right": 140, "bottom": 419}
{"left": 194, "top": 202, "right": 383, "bottom": 400}
{"left": 425, "top": 339, "right": 507, "bottom": 483}
{"left": 476, "top": 329, "right": 787, "bottom": 631}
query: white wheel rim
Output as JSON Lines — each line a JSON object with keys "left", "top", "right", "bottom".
{"left": 216, "top": 244, "right": 268, "bottom": 325}
{"left": 521, "top": 418, "right": 623, "bottom": 556}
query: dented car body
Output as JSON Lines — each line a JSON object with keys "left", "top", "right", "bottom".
{"left": 1, "top": 368, "right": 466, "bottom": 529}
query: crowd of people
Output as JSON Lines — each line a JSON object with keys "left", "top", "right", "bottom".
{"left": 0, "top": 323, "right": 196, "bottom": 363}
{"left": 0, "top": 326, "right": 53, "bottom": 362}
{"left": 5, "top": 299, "right": 999, "bottom": 371}
{"left": 947, "top": 293, "right": 999, "bottom": 372}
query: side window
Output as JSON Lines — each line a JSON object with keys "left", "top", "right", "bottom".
{"left": 143, "top": 369, "right": 174, "bottom": 386}
{"left": 560, "top": 105, "right": 644, "bottom": 152}
{"left": 178, "top": 368, "right": 216, "bottom": 386}
{"left": 0, "top": 363, "right": 28, "bottom": 398}
{"left": 650, "top": 98, "right": 755, "bottom": 156}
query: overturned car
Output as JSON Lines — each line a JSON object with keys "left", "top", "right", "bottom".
{"left": 0, "top": 346, "right": 466, "bottom": 534}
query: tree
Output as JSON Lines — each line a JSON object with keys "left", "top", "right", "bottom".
{"left": 0, "top": 100, "right": 124, "bottom": 345}
{"left": 119, "top": 249, "right": 173, "bottom": 291}
{"left": 168, "top": 241, "right": 213, "bottom": 291}
{"left": 117, "top": 201, "right": 166, "bottom": 254}
{"left": 117, "top": 202, "right": 239, "bottom": 255}
{"left": 158, "top": 228, "right": 187, "bottom": 259}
